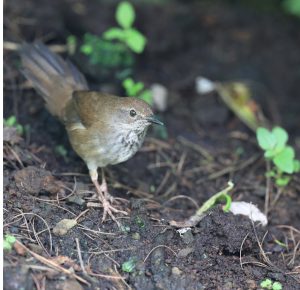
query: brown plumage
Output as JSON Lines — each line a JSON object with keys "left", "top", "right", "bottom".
{"left": 20, "top": 43, "right": 163, "bottom": 222}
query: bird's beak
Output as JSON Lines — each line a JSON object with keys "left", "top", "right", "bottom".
{"left": 145, "top": 115, "right": 164, "bottom": 126}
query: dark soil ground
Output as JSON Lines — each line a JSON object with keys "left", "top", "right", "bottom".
{"left": 3, "top": 0, "right": 300, "bottom": 289}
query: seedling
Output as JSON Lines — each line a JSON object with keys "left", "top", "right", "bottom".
{"left": 256, "top": 126, "right": 300, "bottom": 187}
{"left": 123, "top": 78, "right": 153, "bottom": 105}
{"left": 170, "top": 181, "right": 234, "bottom": 227}
{"left": 103, "top": 1, "right": 147, "bottom": 54}
{"left": 122, "top": 257, "right": 137, "bottom": 273}
{"left": 196, "top": 181, "right": 233, "bottom": 215}
{"left": 67, "top": 35, "right": 77, "bottom": 55}
{"left": 55, "top": 144, "right": 68, "bottom": 162}
{"left": 78, "top": 1, "right": 146, "bottom": 73}
{"left": 260, "top": 278, "right": 282, "bottom": 290}
{"left": 3, "top": 234, "right": 16, "bottom": 251}
{"left": 135, "top": 216, "right": 145, "bottom": 228}
{"left": 80, "top": 33, "right": 134, "bottom": 69}
{"left": 4, "top": 116, "right": 24, "bottom": 135}
{"left": 283, "top": 0, "right": 300, "bottom": 17}
{"left": 274, "top": 239, "right": 287, "bottom": 248}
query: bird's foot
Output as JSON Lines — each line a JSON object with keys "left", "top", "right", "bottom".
{"left": 92, "top": 180, "right": 127, "bottom": 223}
{"left": 100, "top": 195, "right": 128, "bottom": 224}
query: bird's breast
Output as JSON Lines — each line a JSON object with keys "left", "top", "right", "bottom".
{"left": 68, "top": 125, "right": 147, "bottom": 168}
{"left": 109, "top": 129, "right": 147, "bottom": 165}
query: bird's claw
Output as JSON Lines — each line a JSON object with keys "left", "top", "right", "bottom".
{"left": 101, "top": 199, "right": 128, "bottom": 223}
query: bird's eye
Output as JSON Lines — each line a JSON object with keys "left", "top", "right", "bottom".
{"left": 130, "top": 109, "right": 137, "bottom": 117}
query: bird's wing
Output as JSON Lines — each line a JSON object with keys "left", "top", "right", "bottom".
{"left": 65, "top": 91, "right": 116, "bottom": 128}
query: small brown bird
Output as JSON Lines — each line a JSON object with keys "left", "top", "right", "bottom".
{"left": 20, "top": 43, "right": 163, "bottom": 221}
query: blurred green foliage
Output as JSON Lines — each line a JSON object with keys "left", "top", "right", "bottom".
{"left": 282, "top": 0, "right": 300, "bottom": 17}
{"left": 4, "top": 116, "right": 24, "bottom": 135}
{"left": 122, "top": 78, "right": 153, "bottom": 105}
{"left": 256, "top": 126, "right": 300, "bottom": 187}
{"left": 68, "top": 1, "right": 147, "bottom": 74}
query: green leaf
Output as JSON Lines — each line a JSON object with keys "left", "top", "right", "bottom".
{"left": 123, "top": 78, "right": 134, "bottom": 91}
{"left": 116, "top": 1, "right": 135, "bottom": 29}
{"left": 196, "top": 181, "right": 234, "bottom": 216}
{"left": 293, "top": 159, "right": 300, "bottom": 172}
{"left": 260, "top": 278, "right": 272, "bottom": 289}
{"left": 272, "top": 127, "right": 288, "bottom": 152}
{"left": 256, "top": 127, "right": 276, "bottom": 151}
{"left": 273, "top": 146, "right": 295, "bottom": 174}
{"left": 124, "top": 28, "right": 146, "bottom": 53}
{"left": 272, "top": 281, "right": 282, "bottom": 290}
{"left": 16, "top": 124, "right": 24, "bottom": 135}
{"left": 264, "top": 149, "right": 276, "bottom": 159}
{"left": 123, "top": 78, "right": 144, "bottom": 96}
{"left": 139, "top": 90, "right": 153, "bottom": 105}
{"left": 55, "top": 145, "right": 67, "bottom": 157}
{"left": 133, "top": 82, "right": 144, "bottom": 95}
{"left": 5, "top": 116, "right": 17, "bottom": 127}
{"left": 265, "top": 170, "right": 276, "bottom": 178}
{"left": 122, "top": 257, "right": 136, "bottom": 273}
{"left": 275, "top": 176, "right": 290, "bottom": 187}
{"left": 283, "top": 0, "right": 300, "bottom": 17}
{"left": 3, "top": 240, "right": 12, "bottom": 251}
{"left": 67, "top": 35, "right": 77, "bottom": 55}
{"left": 80, "top": 44, "right": 93, "bottom": 55}
{"left": 103, "top": 27, "right": 125, "bottom": 41}
{"left": 5, "top": 234, "right": 16, "bottom": 244}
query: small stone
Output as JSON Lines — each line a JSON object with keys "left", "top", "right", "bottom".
{"left": 151, "top": 83, "right": 168, "bottom": 112}
{"left": 195, "top": 77, "right": 216, "bottom": 94}
{"left": 14, "top": 166, "right": 64, "bottom": 196}
{"left": 178, "top": 247, "right": 194, "bottom": 258}
{"left": 180, "top": 229, "right": 194, "bottom": 244}
{"left": 3, "top": 127, "right": 22, "bottom": 144}
{"left": 246, "top": 279, "right": 257, "bottom": 289}
{"left": 171, "top": 267, "right": 182, "bottom": 276}
{"left": 53, "top": 219, "right": 77, "bottom": 236}
{"left": 132, "top": 232, "right": 140, "bottom": 240}
{"left": 60, "top": 279, "right": 84, "bottom": 290}
{"left": 67, "top": 195, "right": 85, "bottom": 206}
{"left": 28, "top": 243, "right": 44, "bottom": 255}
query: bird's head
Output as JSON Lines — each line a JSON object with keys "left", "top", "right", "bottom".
{"left": 113, "top": 97, "right": 164, "bottom": 133}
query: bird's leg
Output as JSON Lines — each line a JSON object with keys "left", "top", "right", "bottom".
{"left": 100, "top": 168, "right": 113, "bottom": 202}
{"left": 89, "top": 169, "right": 127, "bottom": 222}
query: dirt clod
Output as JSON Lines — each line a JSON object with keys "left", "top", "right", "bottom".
{"left": 14, "top": 166, "right": 64, "bottom": 195}
{"left": 52, "top": 219, "right": 77, "bottom": 236}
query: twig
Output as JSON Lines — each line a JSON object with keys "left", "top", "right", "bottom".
{"left": 239, "top": 233, "right": 250, "bottom": 269}
{"left": 265, "top": 161, "right": 271, "bottom": 215}
{"left": 3, "top": 41, "right": 67, "bottom": 53}
{"left": 163, "top": 195, "right": 199, "bottom": 209}
{"left": 196, "top": 154, "right": 259, "bottom": 184}
{"left": 75, "top": 238, "right": 87, "bottom": 275}
{"left": 15, "top": 240, "right": 90, "bottom": 286}
{"left": 177, "top": 136, "right": 213, "bottom": 161}
{"left": 143, "top": 245, "right": 177, "bottom": 263}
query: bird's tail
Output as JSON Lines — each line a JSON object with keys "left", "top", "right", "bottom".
{"left": 20, "top": 42, "right": 88, "bottom": 120}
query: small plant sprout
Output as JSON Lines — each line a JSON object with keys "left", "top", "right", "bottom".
{"left": 256, "top": 126, "right": 300, "bottom": 187}
{"left": 67, "top": 35, "right": 77, "bottom": 55}
{"left": 170, "top": 181, "right": 234, "bottom": 227}
{"left": 103, "top": 1, "right": 147, "bottom": 54}
{"left": 123, "top": 78, "right": 153, "bottom": 105}
{"left": 135, "top": 216, "right": 145, "bottom": 228}
{"left": 78, "top": 1, "right": 146, "bottom": 73}
{"left": 55, "top": 145, "right": 68, "bottom": 162}
{"left": 4, "top": 115, "right": 24, "bottom": 135}
{"left": 3, "top": 234, "right": 16, "bottom": 251}
{"left": 283, "top": 0, "right": 300, "bottom": 17}
{"left": 196, "top": 181, "right": 233, "bottom": 215}
{"left": 260, "top": 278, "right": 282, "bottom": 290}
{"left": 122, "top": 257, "right": 137, "bottom": 273}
